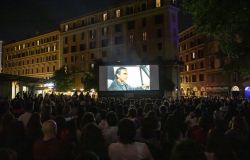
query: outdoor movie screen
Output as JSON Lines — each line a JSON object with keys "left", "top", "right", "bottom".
{"left": 99, "top": 65, "right": 159, "bottom": 91}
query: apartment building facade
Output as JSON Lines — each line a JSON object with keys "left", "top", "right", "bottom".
{"left": 179, "top": 26, "right": 231, "bottom": 97}
{"left": 2, "top": 31, "right": 60, "bottom": 79}
{"left": 60, "top": 0, "right": 179, "bottom": 90}
{"left": 0, "top": 41, "right": 2, "bottom": 73}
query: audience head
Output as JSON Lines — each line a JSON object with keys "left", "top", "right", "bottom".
{"left": 117, "top": 118, "right": 136, "bottom": 144}
{"left": 80, "top": 112, "right": 95, "bottom": 130}
{"left": 75, "top": 151, "right": 99, "bottom": 160}
{"left": 0, "top": 148, "right": 17, "bottom": 160}
{"left": 24, "top": 99, "right": 34, "bottom": 112}
{"left": 42, "top": 120, "right": 57, "bottom": 140}
{"left": 106, "top": 111, "right": 118, "bottom": 127}
{"left": 170, "top": 139, "right": 206, "bottom": 160}
{"left": 128, "top": 107, "right": 137, "bottom": 118}
{"left": 81, "top": 123, "right": 105, "bottom": 152}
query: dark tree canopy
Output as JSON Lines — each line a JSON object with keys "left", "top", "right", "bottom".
{"left": 51, "top": 66, "right": 73, "bottom": 92}
{"left": 183, "top": 0, "right": 250, "bottom": 75}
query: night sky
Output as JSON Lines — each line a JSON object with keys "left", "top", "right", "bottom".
{"left": 0, "top": 0, "right": 192, "bottom": 42}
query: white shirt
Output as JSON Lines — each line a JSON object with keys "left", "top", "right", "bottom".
{"left": 18, "top": 112, "right": 32, "bottom": 127}
{"left": 109, "top": 142, "right": 154, "bottom": 160}
{"left": 103, "top": 126, "right": 118, "bottom": 145}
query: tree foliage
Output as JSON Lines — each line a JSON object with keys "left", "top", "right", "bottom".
{"left": 82, "top": 60, "right": 102, "bottom": 91}
{"left": 51, "top": 66, "right": 73, "bottom": 92}
{"left": 183, "top": 0, "right": 250, "bottom": 75}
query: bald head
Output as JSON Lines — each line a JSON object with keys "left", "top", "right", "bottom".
{"left": 42, "top": 120, "right": 57, "bottom": 139}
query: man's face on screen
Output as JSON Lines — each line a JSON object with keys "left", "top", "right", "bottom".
{"left": 117, "top": 69, "right": 128, "bottom": 83}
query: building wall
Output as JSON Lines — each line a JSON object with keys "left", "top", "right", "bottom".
{"left": 0, "top": 41, "right": 2, "bottom": 73}
{"left": 0, "top": 81, "right": 12, "bottom": 99}
{"left": 60, "top": 0, "right": 179, "bottom": 90}
{"left": 2, "top": 31, "right": 60, "bottom": 79}
{"left": 179, "top": 26, "right": 230, "bottom": 96}
{"left": 1, "top": 0, "right": 180, "bottom": 93}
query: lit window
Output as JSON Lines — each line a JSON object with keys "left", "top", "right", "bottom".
{"left": 54, "top": 45, "right": 56, "bottom": 51}
{"left": 186, "top": 65, "right": 189, "bottom": 71}
{"left": 103, "top": 13, "right": 108, "bottom": 21}
{"left": 192, "top": 52, "right": 196, "bottom": 59}
{"left": 23, "top": 44, "right": 25, "bottom": 49}
{"left": 65, "top": 24, "right": 69, "bottom": 31}
{"left": 129, "top": 34, "right": 134, "bottom": 43}
{"left": 102, "top": 27, "right": 108, "bottom": 36}
{"left": 156, "top": 0, "right": 161, "bottom": 7}
{"left": 142, "top": 32, "right": 147, "bottom": 41}
{"left": 37, "top": 40, "right": 40, "bottom": 45}
{"left": 116, "top": 9, "right": 121, "bottom": 18}
{"left": 48, "top": 46, "right": 50, "bottom": 52}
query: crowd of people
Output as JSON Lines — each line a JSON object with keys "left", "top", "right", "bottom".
{"left": 0, "top": 92, "right": 250, "bottom": 160}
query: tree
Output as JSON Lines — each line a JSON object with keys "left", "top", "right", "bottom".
{"left": 82, "top": 59, "right": 102, "bottom": 91}
{"left": 51, "top": 66, "right": 73, "bottom": 92}
{"left": 183, "top": 0, "right": 250, "bottom": 76}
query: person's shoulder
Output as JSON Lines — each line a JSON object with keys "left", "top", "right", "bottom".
{"left": 109, "top": 142, "right": 123, "bottom": 150}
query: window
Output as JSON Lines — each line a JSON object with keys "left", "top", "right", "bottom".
{"left": 102, "top": 51, "right": 107, "bottom": 57}
{"left": 186, "top": 65, "right": 189, "bottom": 71}
{"left": 116, "top": 9, "right": 121, "bottom": 18}
{"left": 186, "top": 55, "right": 189, "bottom": 62}
{"left": 89, "top": 42, "right": 96, "bottom": 49}
{"left": 142, "top": 18, "right": 146, "bottom": 27}
{"left": 142, "top": 32, "right": 147, "bottom": 41}
{"left": 89, "top": 30, "right": 96, "bottom": 39}
{"left": 143, "top": 45, "right": 147, "bottom": 52}
{"left": 53, "top": 66, "right": 55, "bottom": 71}
{"left": 157, "top": 29, "right": 162, "bottom": 38}
{"left": 64, "top": 24, "right": 69, "bottom": 31}
{"left": 102, "top": 39, "right": 109, "bottom": 47}
{"left": 200, "top": 61, "right": 204, "bottom": 68}
{"left": 103, "top": 13, "right": 108, "bottom": 21}
{"left": 129, "top": 34, "right": 134, "bottom": 43}
{"left": 192, "top": 52, "right": 196, "bottom": 59}
{"left": 91, "top": 53, "right": 95, "bottom": 59}
{"left": 80, "top": 44, "right": 86, "bottom": 51}
{"left": 115, "top": 24, "right": 122, "bottom": 32}
{"left": 64, "top": 57, "right": 67, "bottom": 63}
{"left": 64, "top": 37, "right": 68, "bottom": 44}
{"left": 71, "top": 56, "right": 74, "bottom": 62}
{"left": 141, "top": 3, "right": 146, "bottom": 11}
{"left": 127, "top": 21, "right": 135, "bottom": 30}
{"left": 157, "top": 43, "right": 162, "bottom": 50}
{"left": 63, "top": 47, "right": 69, "bottom": 54}
{"left": 71, "top": 46, "right": 77, "bottom": 52}
{"left": 90, "top": 17, "right": 95, "bottom": 24}
{"left": 126, "top": 6, "right": 134, "bottom": 15}
{"left": 155, "top": 14, "right": 163, "bottom": 24}
{"left": 47, "top": 67, "right": 49, "bottom": 72}
{"left": 156, "top": 0, "right": 161, "bottom": 7}
{"left": 115, "top": 36, "right": 124, "bottom": 44}
{"left": 192, "top": 75, "right": 197, "bottom": 82}
{"left": 191, "top": 64, "right": 195, "bottom": 70}
{"left": 81, "top": 32, "right": 85, "bottom": 40}
{"left": 102, "top": 27, "right": 108, "bottom": 36}
{"left": 199, "top": 74, "right": 204, "bottom": 81}
{"left": 73, "top": 35, "right": 76, "bottom": 42}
